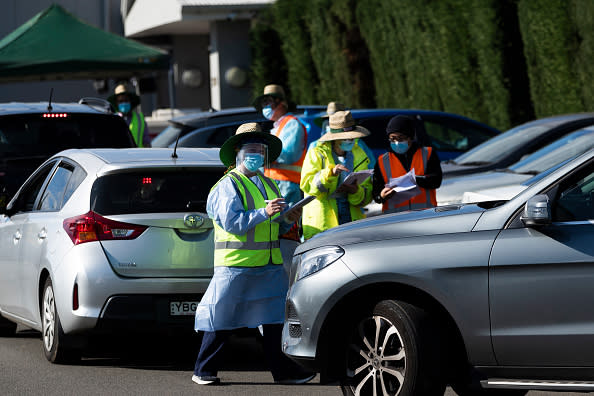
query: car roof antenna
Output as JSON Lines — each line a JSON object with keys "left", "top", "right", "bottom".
{"left": 171, "top": 131, "right": 180, "bottom": 158}
{"left": 47, "top": 88, "right": 54, "bottom": 112}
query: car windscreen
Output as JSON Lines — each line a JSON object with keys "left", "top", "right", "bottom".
{"left": 90, "top": 168, "right": 225, "bottom": 215}
{"left": 509, "top": 127, "right": 594, "bottom": 174}
{"left": 0, "top": 113, "right": 133, "bottom": 158}
{"left": 451, "top": 117, "right": 581, "bottom": 165}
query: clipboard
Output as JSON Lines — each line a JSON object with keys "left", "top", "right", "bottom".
{"left": 341, "top": 169, "right": 373, "bottom": 186}
{"left": 272, "top": 195, "right": 316, "bottom": 223}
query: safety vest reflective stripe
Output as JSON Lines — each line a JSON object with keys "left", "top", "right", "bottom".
{"left": 265, "top": 115, "right": 307, "bottom": 183}
{"left": 215, "top": 240, "right": 280, "bottom": 249}
{"left": 379, "top": 147, "right": 437, "bottom": 213}
{"left": 270, "top": 163, "right": 303, "bottom": 172}
{"left": 230, "top": 171, "right": 258, "bottom": 244}
{"left": 130, "top": 111, "right": 145, "bottom": 147}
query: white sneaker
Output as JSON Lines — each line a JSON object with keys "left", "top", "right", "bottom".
{"left": 192, "top": 375, "right": 220, "bottom": 385}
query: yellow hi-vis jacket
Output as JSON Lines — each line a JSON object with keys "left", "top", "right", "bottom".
{"left": 213, "top": 169, "right": 283, "bottom": 267}
{"left": 129, "top": 111, "right": 146, "bottom": 147}
{"left": 300, "top": 140, "right": 373, "bottom": 240}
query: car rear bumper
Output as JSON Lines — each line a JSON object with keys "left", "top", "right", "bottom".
{"left": 93, "top": 294, "right": 202, "bottom": 335}
{"left": 53, "top": 243, "right": 211, "bottom": 334}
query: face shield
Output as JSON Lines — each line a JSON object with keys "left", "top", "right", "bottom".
{"left": 236, "top": 142, "right": 269, "bottom": 173}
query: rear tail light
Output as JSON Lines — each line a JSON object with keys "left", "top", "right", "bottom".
{"left": 63, "top": 211, "right": 147, "bottom": 245}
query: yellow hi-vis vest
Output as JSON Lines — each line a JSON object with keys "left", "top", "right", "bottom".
{"left": 129, "top": 111, "right": 146, "bottom": 147}
{"left": 213, "top": 169, "right": 283, "bottom": 267}
{"left": 300, "top": 140, "right": 373, "bottom": 240}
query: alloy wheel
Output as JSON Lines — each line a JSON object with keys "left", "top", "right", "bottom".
{"left": 346, "top": 315, "right": 406, "bottom": 396}
{"left": 42, "top": 285, "right": 56, "bottom": 353}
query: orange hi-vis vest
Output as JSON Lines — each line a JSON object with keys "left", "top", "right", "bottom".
{"left": 264, "top": 115, "right": 307, "bottom": 184}
{"left": 378, "top": 147, "right": 437, "bottom": 213}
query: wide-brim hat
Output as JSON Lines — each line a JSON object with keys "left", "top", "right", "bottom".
{"left": 252, "top": 84, "right": 295, "bottom": 111}
{"left": 318, "top": 110, "right": 370, "bottom": 142}
{"left": 107, "top": 83, "right": 140, "bottom": 110}
{"left": 219, "top": 122, "right": 282, "bottom": 167}
{"left": 314, "top": 101, "right": 346, "bottom": 127}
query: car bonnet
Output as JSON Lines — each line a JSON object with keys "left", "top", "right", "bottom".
{"left": 295, "top": 204, "right": 485, "bottom": 254}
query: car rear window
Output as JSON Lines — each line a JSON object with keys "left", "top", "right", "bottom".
{"left": 90, "top": 168, "right": 225, "bottom": 215}
{"left": 0, "top": 113, "right": 134, "bottom": 158}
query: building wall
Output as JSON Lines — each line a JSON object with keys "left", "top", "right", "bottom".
{"left": 210, "top": 20, "right": 252, "bottom": 109}
{"left": 172, "top": 35, "right": 211, "bottom": 111}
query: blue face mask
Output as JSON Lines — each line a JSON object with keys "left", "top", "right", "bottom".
{"left": 340, "top": 140, "right": 355, "bottom": 152}
{"left": 262, "top": 106, "right": 274, "bottom": 120}
{"left": 243, "top": 153, "right": 264, "bottom": 172}
{"left": 391, "top": 141, "right": 409, "bottom": 154}
{"left": 118, "top": 102, "right": 131, "bottom": 114}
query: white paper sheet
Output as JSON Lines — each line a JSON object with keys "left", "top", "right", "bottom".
{"left": 385, "top": 168, "right": 421, "bottom": 204}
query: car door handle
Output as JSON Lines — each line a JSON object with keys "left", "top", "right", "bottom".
{"left": 38, "top": 229, "right": 47, "bottom": 239}
{"left": 13, "top": 230, "right": 21, "bottom": 242}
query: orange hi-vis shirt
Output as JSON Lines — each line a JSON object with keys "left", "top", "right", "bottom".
{"left": 378, "top": 147, "right": 437, "bottom": 213}
{"left": 264, "top": 115, "right": 307, "bottom": 184}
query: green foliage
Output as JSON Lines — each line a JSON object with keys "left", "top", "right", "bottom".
{"left": 270, "top": 0, "right": 319, "bottom": 104}
{"left": 249, "top": 9, "right": 288, "bottom": 103}
{"left": 250, "top": 0, "right": 594, "bottom": 131}
{"left": 305, "top": 0, "right": 375, "bottom": 107}
{"left": 518, "top": 0, "right": 582, "bottom": 117}
{"left": 570, "top": 0, "right": 594, "bottom": 111}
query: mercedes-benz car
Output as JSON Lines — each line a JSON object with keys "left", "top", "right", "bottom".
{"left": 282, "top": 148, "right": 594, "bottom": 395}
{"left": 0, "top": 148, "right": 225, "bottom": 363}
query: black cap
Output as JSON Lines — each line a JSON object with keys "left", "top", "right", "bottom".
{"left": 386, "top": 115, "right": 415, "bottom": 138}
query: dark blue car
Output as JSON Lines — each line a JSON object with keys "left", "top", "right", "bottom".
{"left": 298, "top": 108, "right": 501, "bottom": 161}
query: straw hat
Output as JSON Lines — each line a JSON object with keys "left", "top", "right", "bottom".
{"left": 314, "top": 101, "right": 347, "bottom": 127}
{"left": 321, "top": 102, "right": 346, "bottom": 119}
{"left": 252, "top": 84, "right": 296, "bottom": 111}
{"left": 219, "top": 122, "right": 282, "bottom": 167}
{"left": 107, "top": 82, "right": 140, "bottom": 110}
{"left": 318, "top": 110, "right": 370, "bottom": 142}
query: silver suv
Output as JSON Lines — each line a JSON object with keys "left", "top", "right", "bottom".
{"left": 283, "top": 149, "right": 594, "bottom": 395}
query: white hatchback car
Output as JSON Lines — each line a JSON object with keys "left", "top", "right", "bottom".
{"left": 0, "top": 148, "right": 225, "bottom": 363}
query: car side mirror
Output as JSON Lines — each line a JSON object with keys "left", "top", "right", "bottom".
{"left": 521, "top": 194, "right": 551, "bottom": 227}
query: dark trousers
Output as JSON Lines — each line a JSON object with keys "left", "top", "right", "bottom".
{"left": 194, "top": 324, "right": 309, "bottom": 381}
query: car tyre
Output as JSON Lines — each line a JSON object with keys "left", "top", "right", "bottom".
{"left": 340, "top": 300, "right": 445, "bottom": 396}
{"left": 42, "top": 277, "right": 80, "bottom": 364}
{"left": 0, "top": 315, "right": 17, "bottom": 336}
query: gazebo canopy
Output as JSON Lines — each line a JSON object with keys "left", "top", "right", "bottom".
{"left": 0, "top": 4, "right": 170, "bottom": 82}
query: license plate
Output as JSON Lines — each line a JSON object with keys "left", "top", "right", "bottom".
{"left": 170, "top": 301, "right": 199, "bottom": 316}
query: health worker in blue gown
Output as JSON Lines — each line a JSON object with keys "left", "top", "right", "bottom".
{"left": 192, "top": 122, "right": 315, "bottom": 386}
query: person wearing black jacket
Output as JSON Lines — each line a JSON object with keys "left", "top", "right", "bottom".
{"left": 372, "top": 115, "right": 442, "bottom": 213}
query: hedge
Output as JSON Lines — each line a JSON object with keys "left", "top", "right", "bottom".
{"left": 249, "top": 0, "right": 594, "bottom": 130}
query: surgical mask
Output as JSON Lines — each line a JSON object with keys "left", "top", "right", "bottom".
{"left": 391, "top": 141, "right": 409, "bottom": 154}
{"left": 243, "top": 153, "right": 264, "bottom": 172}
{"left": 340, "top": 140, "right": 355, "bottom": 152}
{"left": 118, "top": 102, "right": 131, "bottom": 114}
{"left": 262, "top": 105, "right": 274, "bottom": 120}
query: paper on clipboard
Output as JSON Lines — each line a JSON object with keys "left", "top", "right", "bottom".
{"left": 341, "top": 169, "right": 374, "bottom": 186}
{"left": 272, "top": 195, "right": 316, "bottom": 223}
{"left": 385, "top": 169, "right": 421, "bottom": 204}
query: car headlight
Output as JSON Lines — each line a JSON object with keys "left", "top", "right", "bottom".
{"left": 294, "top": 246, "right": 344, "bottom": 282}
